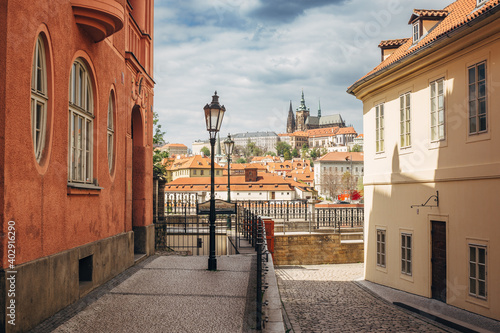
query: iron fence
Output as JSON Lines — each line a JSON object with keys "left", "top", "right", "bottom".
{"left": 238, "top": 207, "right": 268, "bottom": 331}
{"left": 165, "top": 192, "right": 199, "bottom": 215}
{"left": 155, "top": 214, "right": 238, "bottom": 255}
{"left": 316, "top": 207, "right": 364, "bottom": 231}
{"left": 237, "top": 200, "right": 309, "bottom": 221}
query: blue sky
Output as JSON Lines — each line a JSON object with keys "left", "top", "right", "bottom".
{"left": 153, "top": 0, "right": 453, "bottom": 148}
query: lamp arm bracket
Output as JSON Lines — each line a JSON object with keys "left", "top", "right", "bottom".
{"left": 410, "top": 191, "right": 439, "bottom": 209}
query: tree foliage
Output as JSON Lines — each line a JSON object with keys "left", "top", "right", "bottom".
{"left": 350, "top": 144, "right": 362, "bottom": 152}
{"left": 276, "top": 141, "right": 291, "bottom": 157}
{"left": 201, "top": 146, "right": 210, "bottom": 157}
{"left": 291, "top": 148, "right": 299, "bottom": 158}
{"left": 153, "top": 112, "right": 169, "bottom": 177}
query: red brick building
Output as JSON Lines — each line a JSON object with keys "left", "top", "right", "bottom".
{"left": 0, "top": 1, "right": 155, "bottom": 331}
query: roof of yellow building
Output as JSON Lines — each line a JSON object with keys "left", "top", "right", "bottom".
{"left": 317, "top": 152, "right": 364, "bottom": 162}
{"left": 306, "top": 127, "right": 339, "bottom": 138}
{"left": 166, "top": 155, "right": 223, "bottom": 171}
{"left": 349, "top": 0, "right": 500, "bottom": 92}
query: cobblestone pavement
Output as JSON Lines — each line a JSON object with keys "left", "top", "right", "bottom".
{"left": 276, "top": 263, "right": 457, "bottom": 333}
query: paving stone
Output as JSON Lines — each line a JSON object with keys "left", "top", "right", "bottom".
{"left": 276, "top": 263, "right": 457, "bottom": 333}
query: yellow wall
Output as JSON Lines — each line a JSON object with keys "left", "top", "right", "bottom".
{"left": 359, "top": 23, "right": 500, "bottom": 320}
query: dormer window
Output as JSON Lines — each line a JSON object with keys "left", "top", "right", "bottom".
{"left": 477, "top": 0, "right": 487, "bottom": 7}
{"left": 412, "top": 21, "right": 420, "bottom": 43}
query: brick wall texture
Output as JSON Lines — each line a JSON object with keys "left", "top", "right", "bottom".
{"left": 273, "top": 234, "right": 364, "bottom": 266}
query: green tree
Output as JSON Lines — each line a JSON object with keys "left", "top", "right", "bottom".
{"left": 320, "top": 148, "right": 328, "bottom": 156}
{"left": 350, "top": 144, "right": 362, "bottom": 152}
{"left": 201, "top": 146, "right": 210, "bottom": 157}
{"left": 310, "top": 148, "right": 319, "bottom": 159}
{"left": 153, "top": 112, "right": 168, "bottom": 177}
{"left": 264, "top": 151, "right": 276, "bottom": 156}
{"left": 283, "top": 150, "right": 291, "bottom": 160}
{"left": 301, "top": 144, "right": 309, "bottom": 159}
{"left": 276, "top": 141, "right": 291, "bottom": 156}
{"left": 291, "top": 148, "right": 299, "bottom": 158}
{"left": 235, "top": 157, "right": 246, "bottom": 163}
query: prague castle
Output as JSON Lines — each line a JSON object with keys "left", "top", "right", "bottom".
{"left": 286, "top": 91, "right": 346, "bottom": 133}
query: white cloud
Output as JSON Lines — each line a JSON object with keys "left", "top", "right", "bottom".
{"left": 154, "top": 0, "right": 453, "bottom": 148}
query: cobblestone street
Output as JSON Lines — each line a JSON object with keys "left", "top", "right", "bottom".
{"left": 276, "top": 264, "right": 456, "bottom": 333}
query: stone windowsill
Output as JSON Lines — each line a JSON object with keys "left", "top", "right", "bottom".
{"left": 67, "top": 183, "right": 103, "bottom": 196}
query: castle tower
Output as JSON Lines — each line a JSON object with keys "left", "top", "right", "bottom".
{"left": 295, "top": 90, "right": 310, "bottom": 131}
{"left": 286, "top": 101, "right": 296, "bottom": 133}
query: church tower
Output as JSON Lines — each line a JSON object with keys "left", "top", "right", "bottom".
{"left": 286, "top": 101, "right": 296, "bottom": 133}
{"left": 295, "top": 90, "right": 310, "bottom": 131}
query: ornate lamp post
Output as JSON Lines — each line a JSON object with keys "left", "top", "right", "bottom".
{"left": 224, "top": 134, "right": 234, "bottom": 229}
{"left": 204, "top": 91, "right": 225, "bottom": 271}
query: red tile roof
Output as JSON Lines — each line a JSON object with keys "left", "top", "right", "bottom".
{"left": 306, "top": 127, "right": 339, "bottom": 137}
{"left": 378, "top": 38, "right": 410, "bottom": 48}
{"left": 349, "top": 0, "right": 500, "bottom": 92}
{"left": 408, "top": 9, "right": 449, "bottom": 24}
{"left": 317, "top": 152, "right": 364, "bottom": 162}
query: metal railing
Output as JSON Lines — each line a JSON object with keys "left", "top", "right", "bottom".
{"left": 165, "top": 192, "right": 199, "bottom": 215}
{"left": 155, "top": 214, "right": 239, "bottom": 255}
{"left": 238, "top": 199, "right": 309, "bottom": 221}
{"left": 239, "top": 208, "right": 268, "bottom": 330}
{"left": 316, "top": 207, "right": 364, "bottom": 231}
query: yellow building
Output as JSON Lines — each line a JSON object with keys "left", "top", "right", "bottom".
{"left": 165, "top": 155, "right": 223, "bottom": 183}
{"left": 348, "top": 0, "right": 500, "bottom": 321}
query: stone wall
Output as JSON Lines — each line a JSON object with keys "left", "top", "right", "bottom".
{"left": 273, "top": 233, "right": 363, "bottom": 266}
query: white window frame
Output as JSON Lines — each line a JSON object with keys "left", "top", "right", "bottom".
{"left": 31, "top": 35, "right": 48, "bottom": 163}
{"left": 107, "top": 93, "right": 115, "bottom": 172}
{"left": 376, "top": 229, "right": 386, "bottom": 268}
{"left": 430, "top": 78, "right": 445, "bottom": 141}
{"left": 375, "top": 104, "right": 384, "bottom": 153}
{"left": 400, "top": 93, "right": 411, "bottom": 148}
{"left": 401, "top": 233, "right": 412, "bottom": 276}
{"left": 412, "top": 21, "right": 420, "bottom": 43}
{"left": 469, "top": 244, "right": 487, "bottom": 299}
{"left": 468, "top": 61, "right": 487, "bottom": 135}
{"left": 68, "top": 59, "right": 94, "bottom": 184}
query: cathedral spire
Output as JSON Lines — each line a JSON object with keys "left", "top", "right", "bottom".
{"left": 318, "top": 99, "right": 322, "bottom": 118}
{"left": 297, "top": 89, "right": 309, "bottom": 112}
{"left": 286, "top": 100, "right": 295, "bottom": 133}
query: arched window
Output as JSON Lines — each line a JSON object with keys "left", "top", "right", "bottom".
{"left": 68, "top": 59, "right": 94, "bottom": 184}
{"left": 31, "top": 35, "right": 48, "bottom": 162}
{"left": 107, "top": 92, "right": 115, "bottom": 172}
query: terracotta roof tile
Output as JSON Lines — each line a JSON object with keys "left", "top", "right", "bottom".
{"left": 378, "top": 38, "right": 410, "bottom": 48}
{"left": 349, "top": 0, "right": 500, "bottom": 92}
{"left": 318, "top": 151, "right": 364, "bottom": 162}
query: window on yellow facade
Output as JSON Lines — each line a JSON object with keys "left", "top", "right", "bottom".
{"left": 430, "top": 78, "right": 445, "bottom": 141}
{"left": 401, "top": 233, "right": 412, "bottom": 276}
{"left": 468, "top": 61, "right": 487, "bottom": 134}
{"left": 377, "top": 229, "right": 386, "bottom": 268}
{"left": 375, "top": 104, "right": 384, "bottom": 152}
{"left": 400, "top": 93, "right": 411, "bottom": 148}
{"left": 469, "top": 244, "right": 487, "bottom": 299}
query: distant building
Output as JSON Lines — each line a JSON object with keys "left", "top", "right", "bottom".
{"left": 286, "top": 90, "right": 345, "bottom": 133}
{"left": 160, "top": 143, "right": 188, "bottom": 156}
{"left": 165, "top": 168, "right": 297, "bottom": 201}
{"left": 314, "top": 152, "right": 364, "bottom": 199}
{"left": 192, "top": 140, "right": 210, "bottom": 155}
{"left": 164, "top": 155, "right": 223, "bottom": 183}
{"left": 232, "top": 131, "right": 279, "bottom": 154}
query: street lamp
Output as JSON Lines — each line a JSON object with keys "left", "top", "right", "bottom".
{"left": 224, "top": 134, "right": 234, "bottom": 229}
{"left": 204, "top": 91, "right": 226, "bottom": 271}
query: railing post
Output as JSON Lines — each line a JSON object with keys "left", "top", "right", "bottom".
{"left": 256, "top": 217, "right": 263, "bottom": 330}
